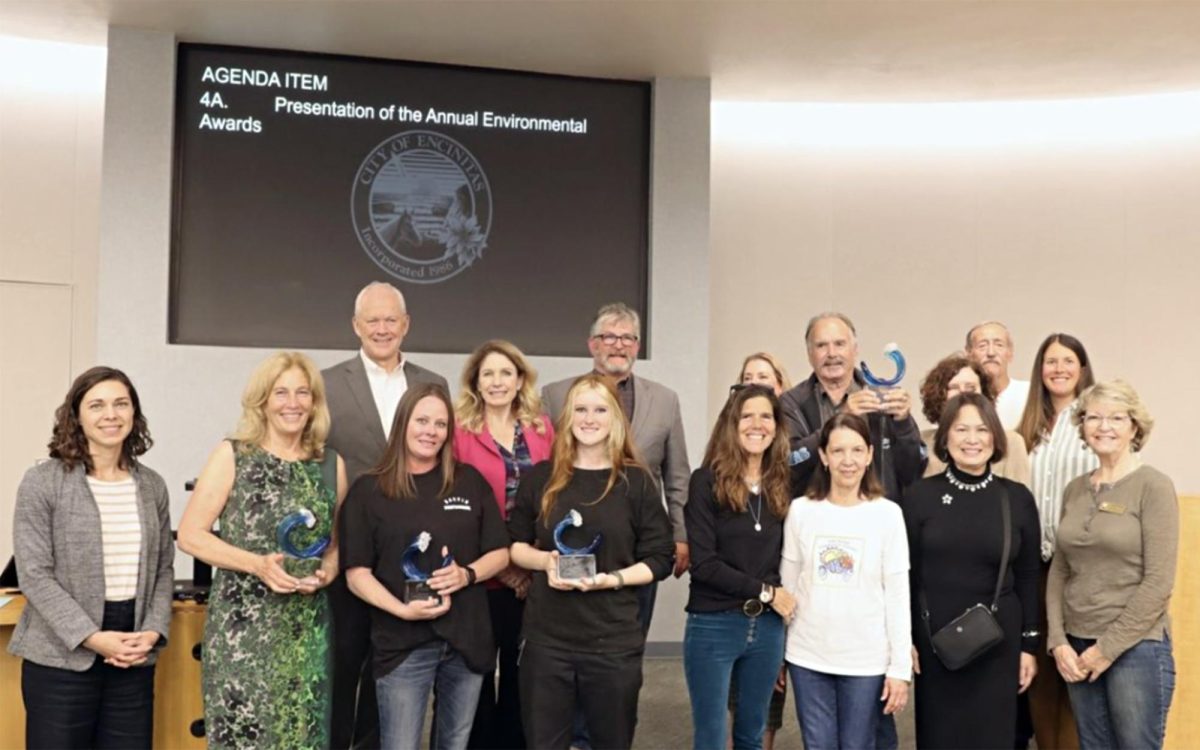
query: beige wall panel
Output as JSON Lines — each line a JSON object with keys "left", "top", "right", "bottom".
{"left": 0, "top": 282, "right": 74, "bottom": 564}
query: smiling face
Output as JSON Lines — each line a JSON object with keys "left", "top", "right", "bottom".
{"left": 946, "top": 366, "right": 983, "bottom": 400}
{"left": 967, "top": 323, "right": 1013, "bottom": 381}
{"left": 352, "top": 285, "right": 410, "bottom": 368}
{"left": 820, "top": 426, "right": 873, "bottom": 493}
{"left": 946, "top": 404, "right": 995, "bottom": 474}
{"left": 1081, "top": 398, "right": 1135, "bottom": 459}
{"left": 807, "top": 317, "right": 858, "bottom": 388}
{"left": 570, "top": 386, "right": 614, "bottom": 449}
{"left": 741, "top": 358, "right": 783, "bottom": 396}
{"left": 476, "top": 351, "right": 523, "bottom": 411}
{"left": 1041, "top": 341, "right": 1083, "bottom": 401}
{"left": 79, "top": 379, "right": 134, "bottom": 455}
{"left": 405, "top": 395, "right": 450, "bottom": 470}
{"left": 588, "top": 316, "right": 640, "bottom": 378}
{"left": 265, "top": 368, "right": 313, "bottom": 441}
{"left": 737, "top": 395, "right": 777, "bottom": 456}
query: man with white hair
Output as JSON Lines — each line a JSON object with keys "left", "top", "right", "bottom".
{"left": 965, "top": 321, "right": 1030, "bottom": 430}
{"left": 324, "top": 281, "right": 448, "bottom": 750}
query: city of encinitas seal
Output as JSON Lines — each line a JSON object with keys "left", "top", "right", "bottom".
{"left": 351, "top": 130, "right": 493, "bottom": 284}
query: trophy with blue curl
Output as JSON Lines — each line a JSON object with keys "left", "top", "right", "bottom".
{"left": 276, "top": 508, "right": 329, "bottom": 578}
{"left": 861, "top": 343, "right": 907, "bottom": 392}
{"left": 554, "top": 509, "right": 603, "bottom": 581}
{"left": 402, "top": 531, "right": 455, "bottom": 603}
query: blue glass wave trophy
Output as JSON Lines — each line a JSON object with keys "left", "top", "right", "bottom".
{"left": 861, "top": 342, "right": 907, "bottom": 393}
{"left": 276, "top": 508, "right": 330, "bottom": 578}
{"left": 401, "top": 531, "right": 455, "bottom": 603}
{"left": 554, "top": 509, "right": 603, "bottom": 581}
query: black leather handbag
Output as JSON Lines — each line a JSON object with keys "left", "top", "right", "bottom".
{"left": 919, "top": 487, "right": 1011, "bottom": 671}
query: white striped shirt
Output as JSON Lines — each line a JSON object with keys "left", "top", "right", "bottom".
{"left": 1027, "top": 400, "right": 1098, "bottom": 561}
{"left": 87, "top": 476, "right": 142, "bottom": 601}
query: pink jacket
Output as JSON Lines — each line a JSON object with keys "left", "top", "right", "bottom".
{"left": 453, "top": 417, "right": 555, "bottom": 519}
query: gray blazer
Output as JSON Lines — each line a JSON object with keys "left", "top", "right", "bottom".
{"left": 323, "top": 354, "right": 449, "bottom": 484}
{"left": 9, "top": 460, "right": 174, "bottom": 671}
{"left": 543, "top": 373, "right": 691, "bottom": 542}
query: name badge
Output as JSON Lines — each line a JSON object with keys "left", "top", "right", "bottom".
{"left": 1098, "top": 501, "right": 1127, "bottom": 514}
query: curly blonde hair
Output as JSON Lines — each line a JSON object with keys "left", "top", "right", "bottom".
{"left": 454, "top": 339, "right": 549, "bottom": 435}
{"left": 230, "top": 352, "right": 330, "bottom": 459}
{"left": 1074, "top": 380, "right": 1155, "bottom": 452}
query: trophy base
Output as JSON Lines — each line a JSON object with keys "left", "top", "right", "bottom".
{"left": 556, "top": 554, "right": 597, "bottom": 581}
{"left": 404, "top": 580, "right": 442, "bottom": 604}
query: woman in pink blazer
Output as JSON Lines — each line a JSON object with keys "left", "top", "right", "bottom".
{"left": 453, "top": 339, "right": 554, "bottom": 750}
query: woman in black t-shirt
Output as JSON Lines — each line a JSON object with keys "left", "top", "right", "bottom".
{"left": 341, "top": 383, "right": 511, "bottom": 750}
{"left": 509, "top": 374, "right": 674, "bottom": 750}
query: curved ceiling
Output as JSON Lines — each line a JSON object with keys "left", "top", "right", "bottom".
{"left": 4, "top": 1, "right": 1200, "bottom": 102}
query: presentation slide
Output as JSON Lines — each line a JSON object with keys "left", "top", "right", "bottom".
{"left": 171, "top": 43, "right": 651, "bottom": 355}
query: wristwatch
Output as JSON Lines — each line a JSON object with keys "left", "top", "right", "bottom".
{"left": 760, "top": 584, "right": 775, "bottom": 605}
{"left": 465, "top": 565, "right": 478, "bottom": 586}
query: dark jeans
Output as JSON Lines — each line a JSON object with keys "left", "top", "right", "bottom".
{"left": 1065, "top": 635, "right": 1175, "bottom": 750}
{"left": 330, "top": 575, "right": 380, "bottom": 749}
{"left": 468, "top": 587, "right": 526, "bottom": 749}
{"left": 789, "top": 664, "right": 884, "bottom": 750}
{"left": 521, "top": 641, "right": 644, "bottom": 750}
{"left": 22, "top": 600, "right": 156, "bottom": 750}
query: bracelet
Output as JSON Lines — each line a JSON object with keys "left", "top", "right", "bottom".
{"left": 465, "top": 566, "right": 478, "bottom": 586}
{"left": 1021, "top": 629, "right": 1040, "bottom": 638}
{"left": 612, "top": 570, "right": 625, "bottom": 590}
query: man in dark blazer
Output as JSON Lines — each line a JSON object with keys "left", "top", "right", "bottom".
{"left": 323, "top": 281, "right": 448, "bottom": 750}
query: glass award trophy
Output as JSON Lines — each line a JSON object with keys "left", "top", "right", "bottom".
{"left": 553, "top": 509, "right": 603, "bottom": 581}
{"left": 401, "top": 531, "right": 454, "bottom": 603}
{"left": 275, "top": 508, "right": 329, "bottom": 578}
{"left": 861, "top": 343, "right": 907, "bottom": 392}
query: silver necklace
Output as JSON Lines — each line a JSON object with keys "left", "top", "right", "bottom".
{"left": 945, "top": 467, "right": 995, "bottom": 493}
{"left": 747, "top": 488, "right": 764, "bottom": 532}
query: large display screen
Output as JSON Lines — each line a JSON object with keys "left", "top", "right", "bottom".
{"left": 170, "top": 43, "right": 651, "bottom": 355}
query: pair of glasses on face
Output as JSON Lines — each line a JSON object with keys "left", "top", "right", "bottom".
{"left": 1083, "top": 414, "right": 1131, "bottom": 428}
{"left": 592, "top": 333, "right": 639, "bottom": 346}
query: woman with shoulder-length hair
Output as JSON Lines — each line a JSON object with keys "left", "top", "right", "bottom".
{"left": 738, "top": 352, "right": 792, "bottom": 396}
{"left": 780, "top": 412, "right": 911, "bottom": 749}
{"left": 684, "top": 383, "right": 797, "bottom": 750}
{"left": 10, "top": 366, "right": 173, "bottom": 750}
{"left": 509, "top": 374, "right": 675, "bottom": 750}
{"left": 453, "top": 339, "right": 554, "bottom": 749}
{"left": 341, "top": 382, "right": 511, "bottom": 750}
{"left": 1047, "top": 380, "right": 1178, "bottom": 750}
{"left": 904, "top": 393, "right": 1042, "bottom": 749}
{"left": 179, "top": 352, "right": 348, "bottom": 750}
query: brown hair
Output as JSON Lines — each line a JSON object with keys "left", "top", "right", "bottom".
{"left": 933, "top": 393, "right": 1008, "bottom": 466}
{"left": 806, "top": 413, "right": 884, "bottom": 500}
{"left": 701, "top": 384, "right": 791, "bottom": 518}
{"left": 1017, "top": 333, "right": 1095, "bottom": 451}
{"left": 919, "top": 354, "right": 995, "bottom": 424}
{"left": 370, "top": 382, "right": 457, "bottom": 500}
{"left": 540, "top": 374, "right": 646, "bottom": 526}
{"left": 454, "top": 339, "right": 549, "bottom": 435}
{"left": 49, "top": 366, "right": 152, "bottom": 473}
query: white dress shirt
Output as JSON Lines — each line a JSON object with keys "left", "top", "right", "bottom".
{"left": 361, "top": 350, "right": 408, "bottom": 438}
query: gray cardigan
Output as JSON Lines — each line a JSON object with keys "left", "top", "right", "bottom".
{"left": 8, "top": 459, "right": 175, "bottom": 671}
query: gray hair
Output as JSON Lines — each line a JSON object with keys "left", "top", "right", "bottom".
{"left": 965, "top": 320, "right": 1013, "bottom": 350}
{"left": 804, "top": 312, "right": 857, "bottom": 346}
{"left": 354, "top": 281, "right": 407, "bottom": 317}
{"left": 589, "top": 302, "right": 642, "bottom": 338}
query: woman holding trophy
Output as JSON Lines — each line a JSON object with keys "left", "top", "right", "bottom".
{"left": 179, "top": 352, "right": 347, "bottom": 749}
{"left": 508, "top": 374, "right": 674, "bottom": 750}
{"left": 340, "top": 382, "right": 510, "bottom": 750}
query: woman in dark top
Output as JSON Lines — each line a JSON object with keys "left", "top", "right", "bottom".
{"left": 684, "top": 384, "right": 797, "bottom": 750}
{"left": 904, "top": 393, "right": 1041, "bottom": 749}
{"left": 509, "top": 374, "right": 674, "bottom": 750}
{"left": 342, "top": 383, "right": 511, "bottom": 750}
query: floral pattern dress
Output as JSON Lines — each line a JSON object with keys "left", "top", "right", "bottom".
{"left": 203, "top": 442, "right": 335, "bottom": 749}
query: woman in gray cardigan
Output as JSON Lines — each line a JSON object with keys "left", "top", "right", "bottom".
{"left": 9, "top": 366, "right": 174, "bottom": 750}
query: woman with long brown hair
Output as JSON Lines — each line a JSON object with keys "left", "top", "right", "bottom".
{"left": 508, "top": 374, "right": 674, "bottom": 750}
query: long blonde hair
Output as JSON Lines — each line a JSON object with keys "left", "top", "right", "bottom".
{"left": 540, "top": 374, "right": 645, "bottom": 526}
{"left": 454, "top": 339, "right": 549, "bottom": 435}
{"left": 230, "top": 352, "right": 330, "bottom": 459}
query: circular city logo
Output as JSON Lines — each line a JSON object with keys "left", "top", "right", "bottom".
{"left": 351, "top": 130, "right": 492, "bottom": 284}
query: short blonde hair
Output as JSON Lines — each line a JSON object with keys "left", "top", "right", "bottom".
{"left": 230, "top": 352, "right": 330, "bottom": 459}
{"left": 455, "top": 339, "right": 549, "bottom": 435}
{"left": 1074, "top": 379, "right": 1154, "bottom": 452}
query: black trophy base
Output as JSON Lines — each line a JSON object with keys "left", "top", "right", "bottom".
{"left": 556, "top": 554, "right": 597, "bottom": 581}
{"left": 404, "top": 580, "right": 442, "bottom": 604}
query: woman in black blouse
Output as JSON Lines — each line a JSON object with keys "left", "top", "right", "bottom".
{"left": 903, "top": 392, "right": 1041, "bottom": 749}
{"left": 684, "top": 384, "right": 797, "bottom": 750}
{"left": 508, "top": 374, "right": 674, "bottom": 750}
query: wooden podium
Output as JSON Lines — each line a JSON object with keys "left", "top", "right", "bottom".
{"left": 0, "top": 596, "right": 207, "bottom": 749}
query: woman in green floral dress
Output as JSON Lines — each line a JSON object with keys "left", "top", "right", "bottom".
{"left": 180, "top": 352, "right": 347, "bottom": 749}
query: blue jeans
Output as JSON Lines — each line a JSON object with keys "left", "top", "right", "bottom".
{"left": 789, "top": 664, "right": 884, "bottom": 750}
{"left": 376, "top": 641, "right": 484, "bottom": 750}
{"left": 1065, "top": 635, "right": 1175, "bottom": 750}
{"left": 684, "top": 610, "right": 785, "bottom": 750}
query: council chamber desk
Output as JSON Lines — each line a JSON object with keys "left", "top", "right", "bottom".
{"left": 0, "top": 596, "right": 206, "bottom": 750}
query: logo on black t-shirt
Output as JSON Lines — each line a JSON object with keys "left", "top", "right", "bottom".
{"left": 443, "top": 496, "right": 472, "bottom": 511}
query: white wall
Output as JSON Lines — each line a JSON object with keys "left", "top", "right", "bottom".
{"left": 98, "top": 28, "right": 709, "bottom": 643}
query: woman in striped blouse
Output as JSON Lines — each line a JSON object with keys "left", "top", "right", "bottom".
{"left": 1015, "top": 333, "right": 1099, "bottom": 750}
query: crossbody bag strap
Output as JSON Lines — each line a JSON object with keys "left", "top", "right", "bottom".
{"left": 989, "top": 485, "right": 1011, "bottom": 612}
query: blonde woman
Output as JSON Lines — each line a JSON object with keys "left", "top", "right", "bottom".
{"left": 509, "top": 374, "right": 674, "bottom": 750}
{"left": 179, "top": 352, "right": 348, "bottom": 750}
{"left": 739, "top": 352, "right": 792, "bottom": 396}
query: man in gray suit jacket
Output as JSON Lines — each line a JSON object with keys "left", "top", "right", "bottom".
{"left": 542, "top": 303, "right": 691, "bottom": 629}
{"left": 323, "top": 282, "right": 448, "bottom": 750}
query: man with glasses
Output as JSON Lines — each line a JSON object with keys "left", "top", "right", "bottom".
{"left": 965, "top": 321, "right": 1030, "bottom": 429}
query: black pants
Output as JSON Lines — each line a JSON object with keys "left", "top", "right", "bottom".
{"left": 22, "top": 600, "right": 156, "bottom": 750}
{"left": 467, "top": 587, "right": 526, "bottom": 749}
{"left": 330, "top": 575, "right": 380, "bottom": 749}
{"left": 520, "top": 641, "right": 643, "bottom": 750}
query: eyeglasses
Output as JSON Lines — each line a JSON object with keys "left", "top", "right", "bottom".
{"left": 592, "top": 333, "right": 639, "bottom": 346}
{"left": 1083, "top": 414, "right": 1132, "bottom": 428}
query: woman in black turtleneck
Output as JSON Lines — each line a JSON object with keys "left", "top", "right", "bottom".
{"left": 903, "top": 392, "right": 1041, "bottom": 750}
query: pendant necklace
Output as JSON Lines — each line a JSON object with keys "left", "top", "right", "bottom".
{"left": 747, "top": 486, "right": 764, "bottom": 532}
